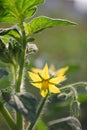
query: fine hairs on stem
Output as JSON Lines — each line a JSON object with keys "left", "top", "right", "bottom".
{"left": 27, "top": 94, "right": 49, "bottom": 130}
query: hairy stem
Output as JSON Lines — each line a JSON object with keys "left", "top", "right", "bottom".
{"left": 60, "top": 82, "right": 87, "bottom": 91}
{"left": 27, "top": 94, "right": 48, "bottom": 130}
{"left": 15, "top": 22, "right": 26, "bottom": 130}
{"left": 0, "top": 102, "right": 16, "bottom": 130}
{"left": 48, "top": 116, "right": 82, "bottom": 130}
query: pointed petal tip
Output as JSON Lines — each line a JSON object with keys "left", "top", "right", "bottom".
{"left": 49, "top": 84, "right": 61, "bottom": 94}
{"left": 41, "top": 63, "right": 49, "bottom": 79}
{"left": 44, "top": 63, "right": 48, "bottom": 69}
{"left": 56, "top": 66, "right": 69, "bottom": 77}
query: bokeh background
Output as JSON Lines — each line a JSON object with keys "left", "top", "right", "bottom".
{"left": 0, "top": 0, "right": 87, "bottom": 130}
{"left": 34, "top": 0, "right": 87, "bottom": 83}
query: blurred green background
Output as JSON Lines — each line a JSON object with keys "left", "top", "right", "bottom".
{"left": 0, "top": 0, "right": 87, "bottom": 130}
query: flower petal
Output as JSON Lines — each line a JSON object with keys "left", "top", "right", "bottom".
{"left": 56, "top": 66, "right": 68, "bottom": 77}
{"left": 41, "top": 64, "right": 49, "bottom": 79}
{"left": 32, "top": 68, "right": 42, "bottom": 73}
{"left": 31, "top": 83, "right": 42, "bottom": 88}
{"left": 49, "top": 84, "right": 60, "bottom": 93}
{"left": 28, "top": 72, "right": 41, "bottom": 82}
{"left": 40, "top": 89, "right": 48, "bottom": 97}
{"left": 50, "top": 76, "right": 66, "bottom": 84}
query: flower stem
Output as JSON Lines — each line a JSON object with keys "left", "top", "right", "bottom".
{"left": 0, "top": 102, "right": 16, "bottom": 130}
{"left": 60, "top": 81, "right": 87, "bottom": 91}
{"left": 27, "top": 94, "right": 48, "bottom": 130}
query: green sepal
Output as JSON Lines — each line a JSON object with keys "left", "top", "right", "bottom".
{"left": 24, "top": 16, "right": 76, "bottom": 35}
{"left": 78, "top": 94, "right": 87, "bottom": 103}
{"left": 2, "top": 92, "right": 37, "bottom": 122}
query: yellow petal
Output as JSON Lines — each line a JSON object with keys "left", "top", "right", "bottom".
{"left": 32, "top": 68, "right": 41, "bottom": 73}
{"left": 50, "top": 76, "right": 66, "bottom": 84}
{"left": 40, "top": 89, "right": 48, "bottom": 97}
{"left": 56, "top": 66, "right": 69, "bottom": 77}
{"left": 31, "top": 83, "right": 42, "bottom": 88}
{"left": 28, "top": 72, "right": 41, "bottom": 82}
{"left": 49, "top": 84, "right": 60, "bottom": 93}
{"left": 41, "top": 64, "right": 49, "bottom": 79}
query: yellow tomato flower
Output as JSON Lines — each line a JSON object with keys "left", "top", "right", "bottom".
{"left": 28, "top": 64, "right": 68, "bottom": 97}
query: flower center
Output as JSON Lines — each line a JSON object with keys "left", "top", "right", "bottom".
{"left": 42, "top": 80, "right": 49, "bottom": 90}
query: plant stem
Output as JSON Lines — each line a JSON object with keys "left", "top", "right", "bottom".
{"left": 48, "top": 116, "right": 82, "bottom": 128}
{"left": 15, "top": 22, "right": 26, "bottom": 92}
{"left": 27, "top": 94, "right": 48, "bottom": 130}
{"left": 0, "top": 102, "right": 16, "bottom": 130}
{"left": 15, "top": 22, "right": 26, "bottom": 130}
{"left": 16, "top": 112, "right": 24, "bottom": 130}
{"left": 60, "top": 81, "right": 87, "bottom": 91}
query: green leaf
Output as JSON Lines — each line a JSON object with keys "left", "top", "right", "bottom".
{"left": 2, "top": 92, "right": 37, "bottom": 122}
{"left": 26, "top": 37, "right": 35, "bottom": 42}
{"left": 0, "top": 28, "right": 14, "bottom": 36}
{"left": 0, "top": 0, "right": 44, "bottom": 23}
{"left": 24, "top": 16, "right": 76, "bottom": 35}
{"left": 17, "top": 0, "right": 44, "bottom": 13}
{"left": 0, "top": 76, "right": 10, "bottom": 90}
{"left": 0, "top": 29, "right": 21, "bottom": 49}
{"left": 23, "top": 7, "right": 37, "bottom": 21}
{"left": 0, "top": 0, "right": 19, "bottom": 23}
{"left": 37, "top": 119, "right": 48, "bottom": 130}
{"left": 0, "top": 26, "right": 20, "bottom": 38}
{"left": 78, "top": 94, "right": 87, "bottom": 103}
{"left": 17, "top": 0, "right": 44, "bottom": 21}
